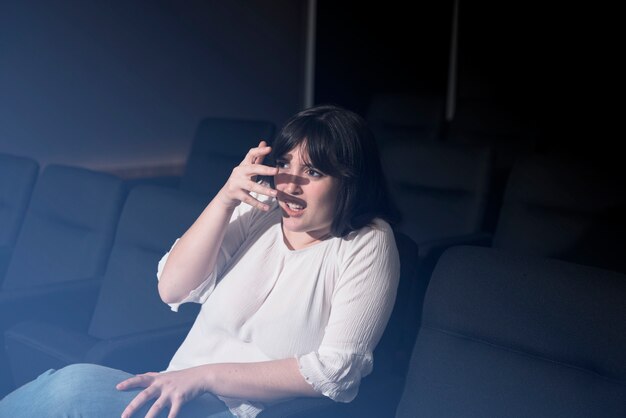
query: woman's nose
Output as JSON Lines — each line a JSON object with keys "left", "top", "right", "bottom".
{"left": 276, "top": 172, "right": 304, "bottom": 195}
{"left": 283, "top": 176, "right": 302, "bottom": 194}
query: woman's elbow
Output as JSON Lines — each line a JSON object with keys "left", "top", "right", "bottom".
{"left": 158, "top": 280, "right": 183, "bottom": 305}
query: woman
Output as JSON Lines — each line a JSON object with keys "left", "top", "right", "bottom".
{"left": 0, "top": 105, "right": 400, "bottom": 418}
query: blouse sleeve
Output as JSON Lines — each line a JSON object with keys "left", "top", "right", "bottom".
{"left": 157, "top": 192, "right": 273, "bottom": 312}
{"left": 296, "top": 221, "right": 400, "bottom": 402}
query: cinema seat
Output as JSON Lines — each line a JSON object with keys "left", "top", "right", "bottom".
{"left": 4, "top": 185, "right": 206, "bottom": 388}
{"left": 0, "top": 164, "right": 125, "bottom": 395}
{"left": 179, "top": 117, "right": 276, "bottom": 197}
{"left": 493, "top": 153, "right": 626, "bottom": 273}
{"left": 396, "top": 246, "right": 626, "bottom": 418}
{"left": 0, "top": 153, "right": 38, "bottom": 285}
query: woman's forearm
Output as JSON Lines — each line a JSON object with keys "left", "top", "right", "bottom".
{"left": 201, "top": 358, "right": 320, "bottom": 402}
{"left": 158, "top": 142, "right": 277, "bottom": 304}
{"left": 157, "top": 196, "right": 235, "bottom": 304}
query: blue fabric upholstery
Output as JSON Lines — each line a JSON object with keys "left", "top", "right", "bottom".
{"left": 2, "top": 164, "right": 126, "bottom": 290}
{"left": 395, "top": 246, "right": 626, "bottom": 418}
{"left": 5, "top": 185, "right": 207, "bottom": 388}
{"left": 0, "top": 153, "right": 39, "bottom": 284}
{"left": 381, "top": 140, "right": 493, "bottom": 301}
{"left": 88, "top": 185, "right": 207, "bottom": 339}
{"left": 0, "top": 164, "right": 124, "bottom": 396}
{"left": 381, "top": 141, "right": 492, "bottom": 250}
{"left": 493, "top": 154, "right": 626, "bottom": 273}
{"left": 366, "top": 93, "right": 444, "bottom": 145}
{"left": 180, "top": 117, "right": 275, "bottom": 197}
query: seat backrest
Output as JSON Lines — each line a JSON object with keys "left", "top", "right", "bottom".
{"left": 396, "top": 246, "right": 626, "bottom": 418}
{"left": 372, "top": 231, "right": 420, "bottom": 376}
{"left": 0, "top": 153, "right": 39, "bottom": 283}
{"left": 366, "top": 93, "right": 444, "bottom": 146}
{"left": 88, "top": 185, "right": 207, "bottom": 339}
{"left": 493, "top": 153, "right": 626, "bottom": 273}
{"left": 381, "top": 141, "right": 491, "bottom": 246}
{"left": 2, "top": 164, "right": 125, "bottom": 290}
{"left": 446, "top": 99, "right": 536, "bottom": 173}
{"left": 180, "top": 117, "right": 275, "bottom": 197}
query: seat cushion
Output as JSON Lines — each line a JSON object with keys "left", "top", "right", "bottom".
{"left": 396, "top": 246, "right": 626, "bottom": 418}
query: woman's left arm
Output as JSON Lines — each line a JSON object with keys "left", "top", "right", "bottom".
{"left": 117, "top": 359, "right": 319, "bottom": 418}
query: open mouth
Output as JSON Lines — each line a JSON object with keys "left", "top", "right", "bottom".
{"left": 280, "top": 198, "right": 307, "bottom": 217}
{"left": 286, "top": 202, "right": 304, "bottom": 211}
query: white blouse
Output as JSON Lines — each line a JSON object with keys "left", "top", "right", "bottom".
{"left": 157, "top": 197, "right": 400, "bottom": 418}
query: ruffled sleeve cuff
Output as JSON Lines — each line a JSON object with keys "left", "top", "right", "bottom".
{"left": 296, "top": 349, "right": 373, "bottom": 402}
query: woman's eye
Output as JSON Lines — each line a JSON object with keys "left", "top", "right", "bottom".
{"left": 307, "top": 169, "right": 322, "bottom": 178}
{"left": 276, "top": 161, "right": 288, "bottom": 169}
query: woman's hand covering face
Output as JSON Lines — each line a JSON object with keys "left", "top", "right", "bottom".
{"left": 215, "top": 140, "right": 278, "bottom": 212}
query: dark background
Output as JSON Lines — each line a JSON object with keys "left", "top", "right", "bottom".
{"left": 0, "top": 1, "right": 620, "bottom": 170}
{"left": 315, "top": 2, "right": 620, "bottom": 155}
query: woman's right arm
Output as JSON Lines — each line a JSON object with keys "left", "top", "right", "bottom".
{"left": 157, "top": 141, "right": 278, "bottom": 304}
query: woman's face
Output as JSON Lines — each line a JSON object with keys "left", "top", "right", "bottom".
{"left": 274, "top": 144, "right": 339, "bottom": 245}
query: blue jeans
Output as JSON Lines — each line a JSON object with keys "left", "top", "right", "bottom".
{"left": 0, "top": 363, "right": 235, "bottom": 418}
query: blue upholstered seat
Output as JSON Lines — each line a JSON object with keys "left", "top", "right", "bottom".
{"left": 0, "top": 153, "right": 39, "bottom": 285}
{"left": 381, "top": 140, "right": 492, "bottom": 253}
{"left": 395, "top": 246, "right": 626, "bottom": 418}
{"left": 4, "top": 185, "right": 207, "bottom": 388}
{"left": 366, "top": 93, "right": 445, "bottom": 146}
{"left": 179, "top": 117, "right": 275, "bottom": 197}
{"left": 124, "top": 117, "right": 275, "bottom": 198}
{"left": 493, "top": 153, "right": 626, "bottom": 273}
{"left": 0, "top": 164, "right": 125, "bottom": 396}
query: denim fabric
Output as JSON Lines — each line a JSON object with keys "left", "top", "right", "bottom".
{"left": 0, "top": 363, "right": 235, "bottom": 418}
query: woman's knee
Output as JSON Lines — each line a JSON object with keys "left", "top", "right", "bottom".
{"left": 25, "top": 363, "right": 134, "bottom": 416}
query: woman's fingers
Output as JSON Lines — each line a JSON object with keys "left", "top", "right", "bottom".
{"left": 218, "top": 140, "right": 278, "bottom": 208}
{"left": 121, "top": 387, "right": 158, "bottom": 418}
{"left": 167, "top": 401, "right": 182, "bottom": 418}
{"left": 144, "top": 396, "right": 169, "bottom": 418}
{"left": 246, "top": 179, "right": 277, "bottom": 197}
{"left": 117, "top": 373, "right": 156, "bottom": 390}
{"left": 244, "top": 140, "right": 272, "bottom": 165}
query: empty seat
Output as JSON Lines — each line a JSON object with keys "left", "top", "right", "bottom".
{"left": 0, "top": 153, "right": 38, "bottom": 284}
{"left": 179, "top": 117, "right": 275, "bottom": 197}
{"left": 493, "top": 153, "right": 626, "bottom": 273}
{"left": 396, "top": 246, "right": 626, "bottom": 418}
{"left": 366, "top": 93, "right": 444, "bottom": 146}
{"left": 5, "top": 185, "right": 207, "bottom": 388}
{"left": 0, "top": 164, "right": 125, "bottom": 395}
{"left": 381, "top": 140, "right": 492, "bottom": 256}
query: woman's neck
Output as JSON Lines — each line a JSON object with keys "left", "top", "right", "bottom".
{"left": 281, "top": 225, "right": 332, "bottom": 251}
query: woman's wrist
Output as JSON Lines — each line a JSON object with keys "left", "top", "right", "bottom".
{"left": 200, "top": 364, "right": 218, "bottom": 394}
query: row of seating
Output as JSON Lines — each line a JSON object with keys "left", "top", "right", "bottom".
{"left": 384, "top": 142, "right": 626, "bottom": 276}
{"left": 260, "top": 245, "right": 626, "bottom": 418}
{"left": 0, "top": 116, "right": 277, "bottom": 397}
{"left": 0, "top": 154, "right": 423, "bottom": 416}
{"left": 2, "top": 104, "right": 625, "bottom": 416}
{"left": 0, "top": 156, "right": 210, "bottom": 395}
